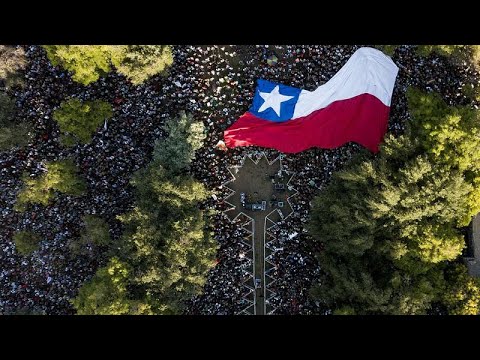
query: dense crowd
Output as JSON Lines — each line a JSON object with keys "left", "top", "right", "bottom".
{"left": 0, "top": 45, "right": 476, "bottom": 315}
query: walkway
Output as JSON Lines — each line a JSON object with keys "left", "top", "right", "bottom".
{"left": 222, "top": 152, "right": 297, "bottom": 314}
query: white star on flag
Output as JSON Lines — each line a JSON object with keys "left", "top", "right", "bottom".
{"left": 257, "top": 85, "right": 294, "bottom": 116}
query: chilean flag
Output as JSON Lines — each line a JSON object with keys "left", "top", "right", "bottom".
{"left": 224, "top": 47, "right": 399, "bottom": 153}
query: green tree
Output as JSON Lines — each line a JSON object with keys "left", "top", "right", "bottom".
{"left": 0, "top": 91, "right": 14, "bottom": 124}
{"left": 308, "top": 87, "right": 480, "bottom": 314}
{"left": 118, "top": 164, "right": 217, "bottom": 314}
{"left": 387, "top": 268, "right": 446, "bottom": 315}
{"left": 72, "top": 257, "right": 152, "bottom": 315}
{"left": 53, "top": 98, "right": 112, "bottom": 147}
{"left": 70, "top": 215, "right": 111, "bottom": 254}
{"left": 15, "top": 159, "right": 86, "bottom": 212}
{"left": 73, "top": 111, "right": 216, "bottom": 314}
{"left": 308, "top": 137, "right": 471, "bottom": 312}
{"left": 153, "top": 111, "right": 206, "bottom": 175}
{"left": 43, "top": 45, "right": 173, "bottom": 86}
{"left": 310, "top": 256, "right": 393, "bottom": 314}
{"left": 0, "top": 92, "right": 32, "bottom": 150}
{"left": 13, "top": 230, "right": 41, "bottom": 255}
{"left": 407, "top": 88, "right": 480, "bottom": 224}
{"left": 116, "top": 45, "right": 173, "bottom": 85}
{"left": 376, "top": 45, "right": 398, "bottom": 56}
{"left": 407, "top": 88, "right": 480, "bottom": 173}
{"left": 442, "top": 264, "right": 480, "bottom": 315}
{"left": 416, "top": 45, "right": 480, "bottom": 62}
{"left": 0, "top": 122, "right": 31, "bottom": 151}
{"left": 43, "top": 45, "right": 124, "bottom": 85}
{"left": 332, "top": 307, "right": 356, "bottom": 315}
{"left": 0, "top": 45, "right": 27, "bottom": 88}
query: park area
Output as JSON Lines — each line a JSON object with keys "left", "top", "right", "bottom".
{"left": 2, "top": 45, "right": 480, "bottom": 315}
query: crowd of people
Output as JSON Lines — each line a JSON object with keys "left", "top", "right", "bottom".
{"left": 0, "top": 45, "right": 476, "bottom": 315}
{"left": 186, "top": 212, "right": 255, "bottom": 315}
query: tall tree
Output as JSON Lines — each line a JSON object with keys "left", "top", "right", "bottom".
{"left": 308, "top": 88, "right": 480, "bottom": 314}
{"left": 53, "top": 98, "right": 112, "bottom": 147}
{"left": 153, "top": 111, "right": 206, "bottom": 175}
{"left": 43, "top": 45, "right": 123, "bottom": 85}
{"left": 12, "top": 230, "right": 41, "bottom": 256}
{"left": 69, "top": 215, "right": 111, "bottom": 255}
{"left": 416, "top": 45, "right": 480, "bottom": 63}
{"left": 72, "top": 257, "right": 151, "bottom": 315}
{"left": 442, "top": 264, "right": 480, "bottom": 315}
{"left": 15, "top": 159, "right": 86, "bottom": 211}
{"left": 376, "top": 45, "right": 398, "bottom": 56}
{"left": 0, "top": 91, "right": 32, "bottom": 150}
{"left": 407, "top": 88, "right": 480, "bottom": 223}
{"left": 73, "top": 112, "right": 217, "bottom": 314}
{"left": 115, "top": 45, "right": 173, "bottom": 85}
{"left": 43, "top": 45, "right": 173, "bottom": 86}
{"left": 0, "top": 45, "right": 27, "bottom": 88}
{"left": 119, "top": 164, "right": 217, "bottom": 314}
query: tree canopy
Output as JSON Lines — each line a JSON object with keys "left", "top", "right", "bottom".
{"left": 376, "top": 45, "right": 398, "bottom": 56}
{"left": 71, "top": 257, "right": 152, "bottom": 315}
{"left": 69, "top": 215, "right": 111, "bottom": 255}
{"left": 73, "top": 112, "right": 217, "bottom": 315}
{"left": 43, "top": 45, "right": 123, "bottom": 86}
{"left": 153, "top": 111, "right": 206, "bottom": 176}
{"left": 308, "top": 88, "right": 480, "bottom": 315}
{"left": 43, "top": 45, "right": 173, "bottom": 86}
{"left": 118, "top": 165, "right": 217, "bottom": 314}
{"left": 442, "top": 264, "right": 480, "bottom": 315}
{"left": 0, "top": 45, "right": 27, "bottom": 88}
{"left": 15, "top": 159, "right": 86, "bottom": 212}
{"left": 13, "top": 230, "right": 41, "bottom": 256}
{"left": 53, "top": 98, "right": 112, "bottom": 147}
{"left": 115, "top": 45, "right": 173, "bottom": 85}
{"left": 0, "top": 91, "right": 32, "bottom": 150}
{"left": 416, "top": 45, "right": 480, "bottom": 63}
{"left": 0, "top": 91, "right": 14, "bottom": 124}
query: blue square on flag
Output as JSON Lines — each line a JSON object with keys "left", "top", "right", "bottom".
{"left": 249, "top": 79, "right": 302, "bottom": 122}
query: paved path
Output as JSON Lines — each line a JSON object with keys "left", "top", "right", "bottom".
{"left": 253, "top": 216, "right": 265, "bottom": 314}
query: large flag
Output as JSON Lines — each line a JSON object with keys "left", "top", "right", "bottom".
{"left": 224, "top": 47, "right": 399, "bottom": 153}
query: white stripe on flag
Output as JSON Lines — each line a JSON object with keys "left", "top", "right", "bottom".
{"left": 292, "top": 47, "right": 398, "bottom": 119}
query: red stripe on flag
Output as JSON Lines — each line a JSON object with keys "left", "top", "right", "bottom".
{"left": 223, "top": 93, "right": 391, "bottom": 153}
